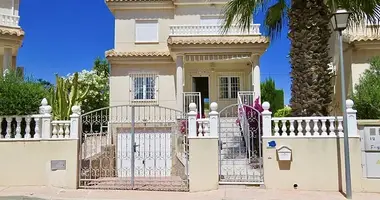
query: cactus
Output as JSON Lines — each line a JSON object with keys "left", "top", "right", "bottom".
{"left": 49, "top": 73, "right": 89, "bottom": 120}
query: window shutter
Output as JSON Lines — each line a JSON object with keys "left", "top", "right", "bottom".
{"left": 135, "top": 21, "right": 158, "bottom": 42}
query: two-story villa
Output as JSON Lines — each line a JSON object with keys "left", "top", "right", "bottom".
{"left": 105, "top": 0, "right": 269, "bottom": 114}
{"left": 331, "top": 21, "right": 380, "bottom": 115}
{"left": 0, "top": 0, "right": 23, "bottom": 75}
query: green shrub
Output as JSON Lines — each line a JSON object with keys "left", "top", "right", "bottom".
{"left": 0, "top": 71, "right": 48, "bottom": 115}
{"left": 352, "top": 56, "right": 380, "bottom": 119}
{"left": 274, "top": 106, "right": 292, "bottom": 117}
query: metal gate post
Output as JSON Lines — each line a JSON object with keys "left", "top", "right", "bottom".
{"left": 130, "top": 105, "right": 135, "bottom": 188}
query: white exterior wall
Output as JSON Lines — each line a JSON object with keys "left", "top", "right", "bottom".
{"left": 0, "top": 0, "right": 19, "bottom": 16}
{"left": 110, "top": 63, "right": 177, "bottom": 108}
{"left": 114, "top": 4, "right": 226, "bottom": 52}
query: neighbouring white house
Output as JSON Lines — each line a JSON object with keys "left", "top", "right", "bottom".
{"left": 330, "top": 20, "right": 380, "bottom": 115}
{"left": 105, "top": 0, "right": 269, "bottom": 115}
{"left": 0, "top": 0, "right": 24, "bottom": 75}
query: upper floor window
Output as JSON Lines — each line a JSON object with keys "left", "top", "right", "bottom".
{"left": 130, "top": 73, "right": 158, "bottom": 102}
{"left": 135, "top": 20, "right": 159, "bottom": 43}
{"left": 219, "top": 76, "right": 240, "bottom": 99}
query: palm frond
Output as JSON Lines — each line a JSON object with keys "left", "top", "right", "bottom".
{"left": 328, "top": 0, "right": 380, "bottom": 32}
{"left": 221, "top": 0, "right": 268, "bottom": 34}
{"left": 264, "top": 0, "right": 288, "bottom": 39}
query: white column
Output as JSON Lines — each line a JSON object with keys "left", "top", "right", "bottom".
{"left": 252, "top": 55, "right": 261, "bottom": 102}
{"left": 39, "top": 98, "right": 52, "bottom": 139}
{"left": 11, "top": 0, "right": 15, "bottom": 15}
{"left": 346, "top": 99, "right": 358, "bottom": 137}
{"left": 208, "top": 102, "right": 218, "bottom": 138}
{"left": 188, "top": 103, "right": 197, "bottom": 138}
{"left": 176, "top": 54, "right": 184, "bottom": 111}
{"left": 3, "top": 47, "right": 12, "bottom": 75}
{"left": 70, "top": 105, "right": 81, "bottom": 139}
{"left": 262, "top": 102, "right": 272, "bottom": 137}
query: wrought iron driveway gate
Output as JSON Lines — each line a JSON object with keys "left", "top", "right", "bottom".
{"left": 78, "top": 105, "right": 189, "bottom": 191}
{"left": 218, "top": 103, "right": 264, "bottom": 184}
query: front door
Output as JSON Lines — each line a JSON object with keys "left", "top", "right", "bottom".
{"left": 193, "top": 77, "right": 209, "bottom": 116}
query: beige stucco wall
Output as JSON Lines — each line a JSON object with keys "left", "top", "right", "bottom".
{"left": 0, "top": 140, "right": 79, "bottom": 189}
{"left": 110, "top": 62, "right": 253, "bottom": 112}
{"left": 263, "top": 137, "right": 380, "bottom": 193}
{"left": 114, "top": 4, "right": 225, "bottom": 52}
{"left": 188, "top": 137, "right": 219, "bottom": 192}
{"left": 0, "top": 0, "right": 20, "bottom": 16}
{"left": 110, "top": 63, "right": 177, "bottom": 109}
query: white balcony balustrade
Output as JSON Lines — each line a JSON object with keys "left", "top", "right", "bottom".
{"left": 0, "top": 13, "right": 19, "bottom": 28}
{"left": 169, "top": 24, "right": 261, "bottom": 36}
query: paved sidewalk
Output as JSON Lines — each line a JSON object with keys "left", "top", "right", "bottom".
{"left": 0, "top": 186, "right": 379, "bottom": 200}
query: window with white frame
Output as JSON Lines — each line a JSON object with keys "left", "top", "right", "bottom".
{"left": 219, "top": 76, "right": 240, "bottom": 99}
{"left": 135, "top": 20, "right": 159, "bottom": 43}
{"left": 130, "top": 74, "right": 157, "bottom": 101}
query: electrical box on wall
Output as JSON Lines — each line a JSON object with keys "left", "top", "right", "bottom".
{"left": 362, "top": 127, "right": 380, "bottom": 178}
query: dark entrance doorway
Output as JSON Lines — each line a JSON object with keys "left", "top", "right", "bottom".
{"left": 193, "top": 77, "right": 209, "bottom": 116}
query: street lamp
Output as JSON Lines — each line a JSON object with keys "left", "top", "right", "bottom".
{"left": 330, "top": 9, "right": 352, "bottom": 199}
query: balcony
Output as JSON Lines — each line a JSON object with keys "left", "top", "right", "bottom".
{"left": 0, "top": 13, "right": 20, "bottom": 28}
{"left": 169, "top": 24, "right": 261, "bottom": 36}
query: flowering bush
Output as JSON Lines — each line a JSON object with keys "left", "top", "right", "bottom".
{"left": 236, "top": 97, "right": 265, "bottom": 158}
{"left": 65, "top": 69, "right": 109, "bottom": 113}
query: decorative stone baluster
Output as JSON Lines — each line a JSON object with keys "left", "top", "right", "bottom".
{"left": 313, "top": 119, "right": 319, "bottom": 136}
{"left": 329, "top": 118, "right": 336, "bottom": 137}
{"left": 52, "top": 123, "right": 58, "bottom": 138}
{"left": 297, "top": 119, "right": 303, "bottom": 136}
{"left": 305, "top": 119, "right": 311, "bottom": 136}
{"left": 5, "top": 117, "right": 11, "bottom": 138}
{"left": 24, "top": 117, "right": 31, "bottom": 139}
{"left": 34, "top": 118, "right": 40, "bottom": 139}
{"left": 274, "top": 119, "right": 280, "bottom": 136}
{"left": 203, "top": 121, "right": 209, "bottom": 136}
{"left": 280, "top": 120, "right": 287, "bottom": 136}
{"left": 198, "top": 120, "right": 204, "bottom": 136}
{"left": 289, "top": 119, "right": 295, "bottom": 136}
{"left": 338, "top": 119, "right": 344, "bottom": 137}
{"left": 321, "top": 119, "right": 328, "bottom": 136}
{"left": 64, "top": 124, "right": 70, "bottom": 138}
{"left": 15, "top": 117, "right": 22, "bottom": 138}
{"left": 58, "top": 124, "right": 64, "bottom": 138}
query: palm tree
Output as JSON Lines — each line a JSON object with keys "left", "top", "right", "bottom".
{"left": 222, "top": 0, "right": 380, "bottom": 116}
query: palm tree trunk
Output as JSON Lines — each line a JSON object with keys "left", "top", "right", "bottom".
{"left": 289, "top": 0, "right": 333, "bottom": 116}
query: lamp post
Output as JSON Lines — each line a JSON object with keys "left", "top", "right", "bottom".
{"left": 330, "top": 9, "right": 352, "bottom": 199}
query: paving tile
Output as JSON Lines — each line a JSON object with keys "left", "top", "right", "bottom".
{"left": 0, "top": 186, "right": 379, "bottom": 200}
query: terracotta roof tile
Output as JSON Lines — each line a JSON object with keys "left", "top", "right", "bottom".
{"left": 105, "top": 49, "right": 171, "bottom": 58}
{"left": 348, "top": 35, "right": 380, "bottom": 42}
{"left": 0, "top": 26, "right": 24, "bottom": 37}
{"left": 167, "top": 36, "right": 269, "bottom": 45}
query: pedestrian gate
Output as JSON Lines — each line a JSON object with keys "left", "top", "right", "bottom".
{"left": 218, "top": 103, "right": 264, "bottom": 184}
{"left": 78, "top": 105, "right": 189, "bottom": 191}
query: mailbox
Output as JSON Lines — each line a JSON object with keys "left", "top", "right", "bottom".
{"left": 277, "top": 145, "right": 292, "bottom": 161}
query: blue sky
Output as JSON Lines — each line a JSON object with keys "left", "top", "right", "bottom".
{"left": 17, "top": 0, "right": 291, "bottom": 103}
